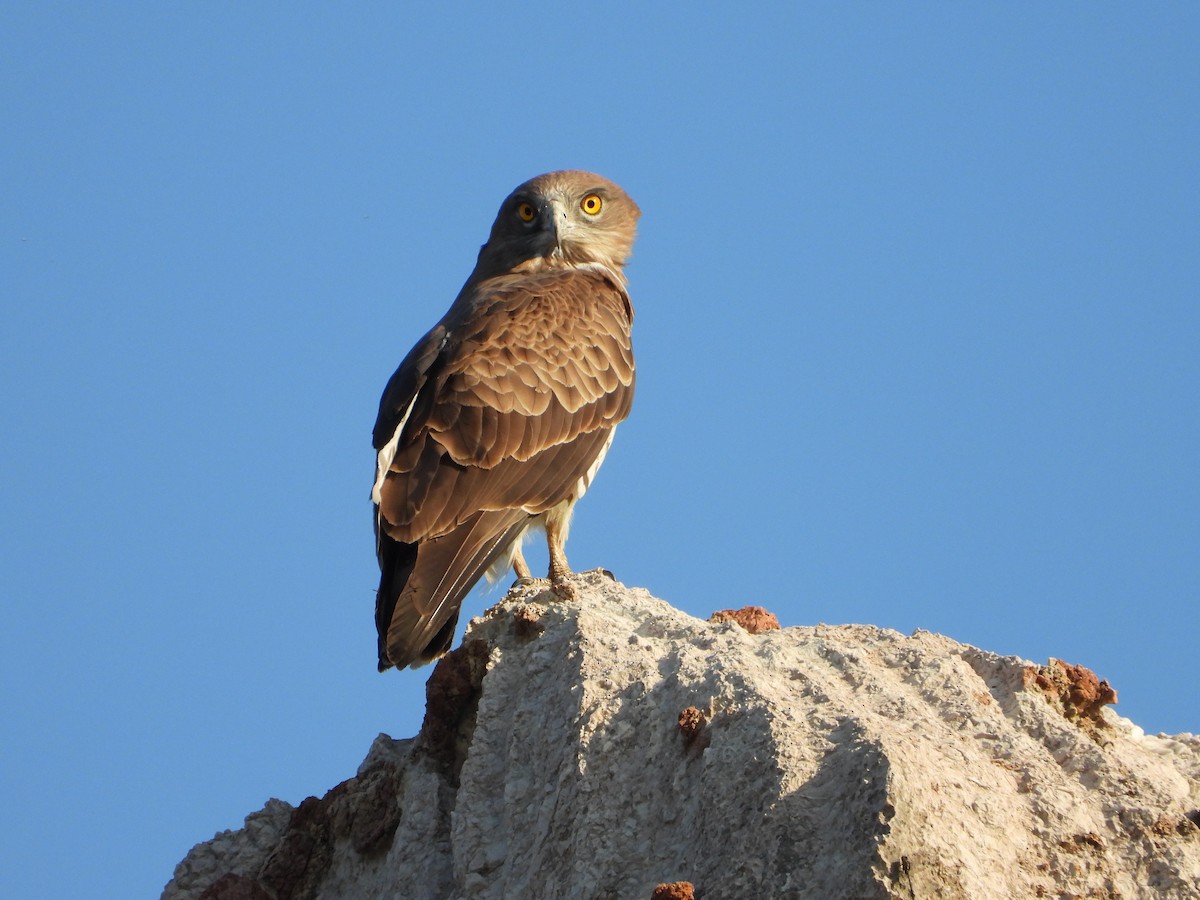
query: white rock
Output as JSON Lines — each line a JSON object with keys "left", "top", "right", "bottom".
{"left": 162, "top": 576, "right": 1200, "bottom": 899}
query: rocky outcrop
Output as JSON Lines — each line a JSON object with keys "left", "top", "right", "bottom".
{"left": 164, "top": 575, "right": 1200, "bottom": 899}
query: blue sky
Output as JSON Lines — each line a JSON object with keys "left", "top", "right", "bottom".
{"left": 3, "top": 5, "right": 1198, "bottom": 897}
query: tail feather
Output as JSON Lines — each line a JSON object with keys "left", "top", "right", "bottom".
{"left": 376, "top": 509, "right": 530, "bottom": 670}
{"left": 374, "top": 533, "right": 417, "bottom": 671}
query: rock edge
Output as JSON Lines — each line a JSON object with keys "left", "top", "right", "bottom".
{"left": 164, "top": 576, "right": 1200, "bottom": 899}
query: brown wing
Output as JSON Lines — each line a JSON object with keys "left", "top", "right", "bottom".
{"left": 374, "top": 265, "right": 634, "bottom": 668}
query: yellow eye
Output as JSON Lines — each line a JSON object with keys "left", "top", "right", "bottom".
{"left": 517, "top": 201, "right": 537, "bottom": 222}
{"left": 580, "top": 193, "right": 602, "bottom": 215}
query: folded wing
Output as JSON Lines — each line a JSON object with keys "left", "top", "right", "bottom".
{"left": 372, "top": 266, "right": 635, "bottom": 669}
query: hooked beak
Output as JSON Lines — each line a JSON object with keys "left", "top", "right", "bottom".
{"left": 545, "top": 198, "right": 571, "bottom": 256}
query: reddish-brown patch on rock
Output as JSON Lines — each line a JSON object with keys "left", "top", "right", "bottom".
{"left": 1025, "top": 659, "right": 1116, "bottom": 738}
{"left": 419, "top": 639, "right": 490, "bottom": 777}
{"left": 512, "top": 605, "right": 544, "bottom": 639}
{"left": 1150, "top": 814, "right": 1200, "bottom": 838}
{"left": 709, "top": 606, "right": 780, "bottom": 634}
{"left": 258, "top": 794, "right": 334, "bottom": 900}
{"left": 346, "top": 763, "right": 403, "bottom": 856}
{"left": 652, "top": 881, "right": 696, "bottom": 900}
{"left": 677, "top": 706, "right": 711, "bottom": 752}
{"left": 198, "top": 873, "right": 275, "bottom": 900}
{"left": 196, "top": 758, "right": 407, "bottom": 898}
{"left": 1059, "top": 831, "right": 1106, "bottom": 853}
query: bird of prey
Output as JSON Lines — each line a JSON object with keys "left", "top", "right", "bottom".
{"left": 371, "top": 170, "right": 639, "bottom": 671}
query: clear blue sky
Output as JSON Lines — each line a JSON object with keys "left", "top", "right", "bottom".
{"left": 3, "top": 5, "right": 1197, "bottom": 897}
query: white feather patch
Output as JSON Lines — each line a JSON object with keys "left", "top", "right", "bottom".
{"left": 573, "top": 260, "right": 628, "bottom": 290}
{"left": 371, "top": 392, "right": 419, "bottom": 505}
{"left": 485, "top": 524, "right": 533, "bottom": 583}
{"left": 574, "top": 428, "right": 617, "bottom": 499}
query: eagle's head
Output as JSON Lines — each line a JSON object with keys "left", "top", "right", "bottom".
{"left": 475, "top": 170, "right": 640, "bottom": 279}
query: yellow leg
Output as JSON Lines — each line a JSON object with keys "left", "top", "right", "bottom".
{"left": 512, "top": 545, "right": 532, "bottom": 581}
{"left": 545, "top": 511, "right": 577, "bottom": 600}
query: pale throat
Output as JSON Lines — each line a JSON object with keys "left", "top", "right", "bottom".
{"left": 509, "top": 255, "right": 628, "bottom": 292}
